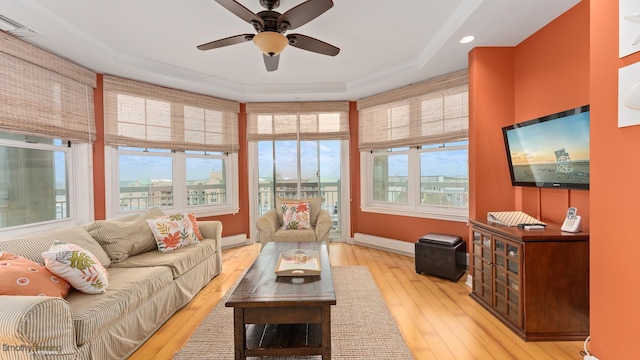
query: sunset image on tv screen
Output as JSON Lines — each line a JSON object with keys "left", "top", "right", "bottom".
{"left": 505, "top": 110, "right": 590, "bottom": 187}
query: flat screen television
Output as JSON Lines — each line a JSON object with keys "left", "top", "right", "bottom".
{"left": 502, "top": 105, "right": 590, "bottom": 190}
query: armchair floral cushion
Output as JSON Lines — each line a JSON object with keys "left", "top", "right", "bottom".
{"left": 281, "top": 201, "right": 312, "bottom": 230}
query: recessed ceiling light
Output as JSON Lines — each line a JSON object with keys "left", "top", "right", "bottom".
{"left": 460, "top": 35, "right": 475, "bottom": 44}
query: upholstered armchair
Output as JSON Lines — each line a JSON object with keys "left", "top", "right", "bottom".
{"left": 256, "top": 196, "right": 333, "bottom": 249}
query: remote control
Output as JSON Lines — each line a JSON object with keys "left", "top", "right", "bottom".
{"left": 524, "top": 225, "right": 545, "bottom": 230}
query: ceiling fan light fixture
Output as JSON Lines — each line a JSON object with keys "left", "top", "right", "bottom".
{"left": 253, "top": 31, "right": 288, "bottom": 56}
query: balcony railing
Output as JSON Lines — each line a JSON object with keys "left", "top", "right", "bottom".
{"left": 119, "top": 184, "right": 227, "bottom": 211}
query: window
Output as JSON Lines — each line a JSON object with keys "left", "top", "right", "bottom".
{"left": 358, "top": 70, "right": 468, "bottom": 222}
{"left": 0, "top": 133, "right": 93, "bottom": 235}
{"left": 102, "top": 75, "right": 240, "bottom": 218}
{"left": 256, "top": 139, "right": 343, "bottom": 232}
{"left": 420, "top": 142, "right": 468, "bottom": 208}
{"left": 185, "top": 152, "right": 227, "bottom": 207}
{"left": 372, "top": 148, "right": 409, "bottom": 203}
{"left": 247, "top": 101, "right": 350, "bottom": 240}
{"left": 0, "top": 34, "right": 96, "bottom": 236}
{"left": 108, "top": 147, "right": 237, "bottom": 218}
{"left": 362, "top": 142, "right": 468, "bottom": 221}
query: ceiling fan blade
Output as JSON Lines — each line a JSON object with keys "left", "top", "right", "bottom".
{"left": 287, "top": 34, "right": 339, "bottom": 56}
{"left": 215, "top": 0, "right": 264, "bottom": 27}
{"left": 278, "top": 0, "right": 333, "bottom": 30}
{"left": 197, "top": 34, "right": 254, "bottom": 51}
{"left": 263, "top": 54, "right": 279, "bottom": 72}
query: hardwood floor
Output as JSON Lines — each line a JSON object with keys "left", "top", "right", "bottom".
{"left": 129, "top": 243, "right": 584, "bottom": 360}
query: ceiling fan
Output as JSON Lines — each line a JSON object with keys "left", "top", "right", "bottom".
{"left": 197, "top": 0, "right": 340, "bottom": 71}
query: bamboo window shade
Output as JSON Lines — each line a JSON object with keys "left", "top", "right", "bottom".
{"left": 246, "top": 101, "right": 350, "bottom": 141}
{"left": 103, "top": 75, "right": 240, "bottom": 153}
{"left": 0, "top": 32, "right": 96, "bottom": 142}
{"left": 357, "top": 70, "right": 468, "bottom": 151}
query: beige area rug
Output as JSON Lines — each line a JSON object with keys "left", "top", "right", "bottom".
{"left": 174, "top": 266, "right": 414, "bottom": 359}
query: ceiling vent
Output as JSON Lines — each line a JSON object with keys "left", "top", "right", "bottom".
{"left": 0, "top": 14, "right": 38, "bottom": 37}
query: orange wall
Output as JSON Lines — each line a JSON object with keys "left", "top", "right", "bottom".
{"left": 92, "top": 74, "right": 106, "bottom": 220}
{"left": 348, "top": 101, "right": 359, "bottom": 237}
{"left": 469, "top": 1, "right": 591, "bottom": 229}
{"left": 469, "top": 0, "right": 640, "bottom": 356}
{"left": 590, "top": 0, "right": 640, "bottom": 357}
{"left": 468, "top": 47, "right": 516, "bottom": 220}
{"left": 513, "top": 1, "right": 591, "bottom": 228}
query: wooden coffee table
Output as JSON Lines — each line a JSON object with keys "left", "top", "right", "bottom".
{"left": 225, "top": 242, "right": 336, "bottom": 359}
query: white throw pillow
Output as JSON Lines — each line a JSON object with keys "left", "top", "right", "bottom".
{"left": 146, "top": 213, "right": 198, "bottom": 253}
{"left": 41, "top": 241, "right": 109, "bottom": 294}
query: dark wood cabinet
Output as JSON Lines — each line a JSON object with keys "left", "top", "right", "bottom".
{"left": 469, "top": 218, "right": 589, "bottom": 341}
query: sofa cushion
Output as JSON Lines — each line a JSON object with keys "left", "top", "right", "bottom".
{"left": 66, "top": 266, "right": 173, "bottom": 346}
{"left": 276, "top": 196, "right": 323, "bottom": 226}
{"left": 146, "top": 213, "right": 198, "bottom": 252}
{"left": 86, "top": 208, "right": 164, "bottom": 263}
{"left": 0, "top": 225, "right": 111, "bottom": 268}
{"left": 0, "top": 252, "right": 71, "bottom": 297}
{"left": 109, "top": 238, "right": 216, "bottom": 278}
{"left": 42, "top": 241, "right": 109, "bottom": 294}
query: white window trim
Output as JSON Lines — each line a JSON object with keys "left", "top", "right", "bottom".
{"left": 359, "top": 146, "right": 469, "bottom": 223}
{"left": 105, "top": 146, "right": 238, "bottom": 219}
{"left": 0, "top": 140, "right": 94, "bottom": 238}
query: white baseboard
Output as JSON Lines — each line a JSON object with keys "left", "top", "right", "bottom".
{"left": 465, "top": 274, "right": 473, "bottom": 288}
{"left": 352, "top": 233, "right": 415, "bottom": 257}
{"left": 221, "top": 234, "right": 250, "bottom": 249}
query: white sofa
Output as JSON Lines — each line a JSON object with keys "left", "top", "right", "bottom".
{"left": 0, "top": 209, "right": 222, "bottom": 359}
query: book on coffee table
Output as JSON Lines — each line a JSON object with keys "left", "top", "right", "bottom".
{"left": 275, "top": 249, "right": 321, "bottom": 276}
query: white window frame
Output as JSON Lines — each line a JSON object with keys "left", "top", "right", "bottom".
{"left": 0, "top": 138, "right": 94, "bottom": 238}
{"left": 105, "top": 146, "right": 238, "bottom": 219}
{"left": 360, "top": 144, "right": 468, "bottom": 222}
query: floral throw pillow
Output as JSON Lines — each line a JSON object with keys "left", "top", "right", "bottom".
{"left": 41, "top": 241, "right": 109, "bottom": 294}
{"left": 0, "top": 252, "right": 71, "bottom": 297}
{"left": 147, "top": 213, "right": 198, "bottom": 253}
{"left": 281, "top": 201, "right": 312, "bottom": 230}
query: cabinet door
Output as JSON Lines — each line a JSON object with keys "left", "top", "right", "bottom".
{"left": 472, "top": 230, "right": 492, "bottom": 305}
{"left": 492, "top": 236, "right": 523, "bottom": 328}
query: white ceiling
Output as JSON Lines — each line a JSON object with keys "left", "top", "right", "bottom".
{"left": 0, "top": 0, "right": 580, "bottom": 102}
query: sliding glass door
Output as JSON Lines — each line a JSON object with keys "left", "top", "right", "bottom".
{"left": 256, "top": 139, "right": 343, "bottom": 238}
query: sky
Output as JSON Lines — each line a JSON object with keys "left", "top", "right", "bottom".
{"left": 258, "top": 140, "right": 341, "bottom": 180}
{"left": 73, "top": 139, "right": 468, "bottom": 185}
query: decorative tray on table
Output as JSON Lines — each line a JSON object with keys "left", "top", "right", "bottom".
{"left": 274, "top": 249, "right": 321, "bottom": 277}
